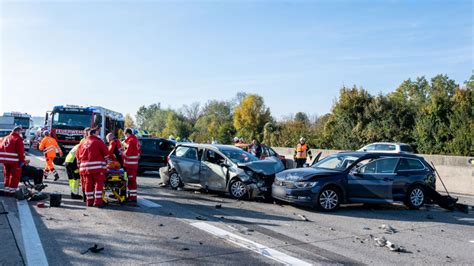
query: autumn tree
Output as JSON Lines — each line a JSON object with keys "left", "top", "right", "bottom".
{"left": 124, "top": 113, "right": 136, "bottom": 129}
{"left": 233, "top": 94, "right": 272, "bottom": 141}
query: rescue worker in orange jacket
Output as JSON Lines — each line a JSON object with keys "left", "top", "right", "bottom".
{"left": 294, "top": 137, "right": 313, "bottom": 168}
{"left": 76, "top": 127, "right": 110, "bottom": 207}
{"left": 106, "top": 133, "right": 124, "bottom": 168}
{"left": 0, "top": 127, "right": 25, "bottom": 196}
{"left": 39, "top": 130, "right": 63, "bottom": 181}
{"left": 123, "top": 128, "right": 141, "bottom": 203}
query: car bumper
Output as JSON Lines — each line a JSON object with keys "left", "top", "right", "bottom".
{"left": 271, "top": 184, "right": 319, "bottom": 206}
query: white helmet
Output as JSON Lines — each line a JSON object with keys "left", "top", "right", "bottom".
{"left": 233, "top": 137, "right": 239, "bottom": 142}
{"left": 299, "top": 137, "right": 306, "bottom": 143}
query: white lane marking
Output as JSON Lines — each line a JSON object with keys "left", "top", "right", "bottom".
{"left": 470, "top": 240, "right": 474, "bottom": 243}
{"left": 26, "top": 153, "right": 45, "bottom": 162}
{"left": 17, "top": 200, "right": 48, "bottom": 266}
{"left": 191, "top": 222, "right": 311, "bottom": 266}
{"left": 138, "top": 197, "right": 162, "bottom": 208}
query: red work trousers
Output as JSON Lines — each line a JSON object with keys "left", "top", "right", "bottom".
{"left": 125, "top": 167, "right": 137, "bottom": 201}
{"left": 3, "top": 164, "right": 21, "bottom": 195}
{"left": 83, "top": 172, "right": 105, "bottom": 206}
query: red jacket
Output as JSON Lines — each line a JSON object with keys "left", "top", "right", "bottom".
{"left": 108, "top": 139, "right": 124, "bottom": 162}
{"left": 77, "top": 135, "right": 110, "bottom": 174}
{"left": 123, "top": 134, "right": 141, "bottom": 169}
{"left": 0, "top": 132, "right": 25, "bottom": 165}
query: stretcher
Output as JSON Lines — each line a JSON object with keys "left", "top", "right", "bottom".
{"left": 102, "top": 169, "right": 127, "bottom": 205}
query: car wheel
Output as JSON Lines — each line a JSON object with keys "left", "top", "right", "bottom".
{"left": 229, "top": 179, "right": 248, "bottom": 199}
{"left": 316, "top": 187, "right": 341, "bottom": 212}
{"left": 169, "top": 171, "right": 183, "bottom": 190}
{"left": 405, "top": 185, "right": 425, "bottom": 210}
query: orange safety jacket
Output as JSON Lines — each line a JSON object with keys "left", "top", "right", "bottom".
{"left": 39, "top": 136, "right": 61, "bottom": 158}
{"left": 294, "top": 143, "right": 311, "bottom": 159}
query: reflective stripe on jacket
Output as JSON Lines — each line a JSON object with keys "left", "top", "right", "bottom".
{"left": 76, "top": 135, "right": 110, "bottom": 174}
{"left": 39, "top": 136, "right": 61, "bottom": 158}
{"left": 0, "top": 132, "right": 25, "bottom": 164}
{"left": 295, "top": 143, "right": 309, "bottom": 159}
{"left": 123, "top": 134, "right": 141, "bottom": 169}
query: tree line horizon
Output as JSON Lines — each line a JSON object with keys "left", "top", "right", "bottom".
{"left": 126, "top": 73, "right": 473, "bottom": 156}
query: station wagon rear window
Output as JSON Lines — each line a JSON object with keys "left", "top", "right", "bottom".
{"left": 397, "top": 158, "right": 425, "bottom": 171}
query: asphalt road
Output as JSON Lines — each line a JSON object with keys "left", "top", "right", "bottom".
{"left": 3, "top": 150, "right": 474, "bottom": 265}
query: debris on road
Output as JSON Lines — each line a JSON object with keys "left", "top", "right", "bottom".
{"left": 82, "top": 213, "right": 89, "bottom": 217}
{"left": 36, "top": 201, "right": 47, "bottom": 208}
{"left": 215, "top": 204, "right": 222, "bottom": 209}
{"left": 81, "top": 244, "right": 104, "bottom": 255}
{"left": 177, "top": 187, "right": 183, "bottom": 191}
{"left": 329, "top": 227, "right": 335, "bottom": 231}
{"left": 182, "top": 247, "right": 190, "bottom": 251}
{"left": 373, "top": 236, "right": 409, "bottom": 253}
{"left": 297, "top": 214, "right": 310, "bottom": 221}
{"left": 159, "top": 224, "right": 164, "bottom": 227}
{"left": 379, "top": 224, "right": 397, "bottom": 234}
{"left": 196, "top": 216, "right": 207, "bottom": 221}
{"left": 172, "top": 236, "right": 180, "bottom": 239}
{"left": 194, "top": 191, "right": 201, "bottom": 194}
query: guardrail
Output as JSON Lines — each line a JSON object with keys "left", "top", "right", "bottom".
{"left": 272, "top": 147, "right": 474, "bottom": 196}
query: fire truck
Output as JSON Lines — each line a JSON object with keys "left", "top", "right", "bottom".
{"left": 1, "top": 112, "right": 34, "bottom": 151}
{"left": 45, "top": 105, "right": 124, "bottom": 165}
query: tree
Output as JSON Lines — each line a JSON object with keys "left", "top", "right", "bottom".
{"left": 181, "top": 102, "right": 202, "bottom": 126}
{"left": 233, "top": 94, "right": 272, "bottom": 141}
{"left": 124, "top": 113, "right": 136, "bottom": 129}
{"left": 192, "top": 100, "right": 235, "bottom": 144}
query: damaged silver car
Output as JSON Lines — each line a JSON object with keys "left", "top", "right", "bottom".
{"left": 160, "top": 144, "right": 285, "bottom": 199}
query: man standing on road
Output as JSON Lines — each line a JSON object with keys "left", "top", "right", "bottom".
{"left": 294, "top": 137, "right": 312, "bottom": 168}
{"left": 123, "top": 128, "right": 141, "bottom": 204}
{"left": 77, "top": 127, "right": 110, "bottom": 208}
{"left": 249, "top": 139, "right": 262, "bottom": 159}
{"left": 0, "top": 127, "right": 25, "bottom": 196}
{"left": 64, "top": 144, "right": 82, "bottom": 200}
{"left": 39, "top": 130, "right": 62, "bottom": 181}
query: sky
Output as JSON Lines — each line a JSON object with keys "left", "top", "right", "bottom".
{"left": 0, "top": 0, "right": 472, "bottom": 120}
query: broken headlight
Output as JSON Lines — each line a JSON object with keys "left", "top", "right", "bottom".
{"left": 294, "top": 181, "right": 317, "bottom": 188}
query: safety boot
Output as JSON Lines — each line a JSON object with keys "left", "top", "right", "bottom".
{"left": 54, "top": 173, "right": 60, "bottom": 181}
{"left": 70, "top": 193, "right": 83, "bottom": 200}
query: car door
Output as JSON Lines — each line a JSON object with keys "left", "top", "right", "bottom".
{"left": 172, "top": 146, "right": 201, "bottom": 184}
{"left": 347, "top": 157, "right": 399, "bottom": 202}
{"left": 392, "top": 158, "right": 429, "bottom": 200}
{"left": 200, "top": 149, "right": 228, "bottom": 191}
{"left": 138, "top": 138, "right": 158, "bottom": 169}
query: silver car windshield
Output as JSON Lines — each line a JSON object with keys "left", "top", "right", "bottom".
{"left": 312, "top": 154, "right": 361, "bottom": 171}
{"left": 220, "top": 148, "right": 258, "bottom": 164}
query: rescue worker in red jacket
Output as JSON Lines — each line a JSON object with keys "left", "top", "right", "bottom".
{"left": 123, "top": 128, "right": 141, "bottom": 203}
{"left": 77, "top": 127, "right": 110, "bottom": 207}
{"left": 106, "top": 133, "right": 124, "bottom": 168}
{"left": 0, "top": 127, "right": 25, "bottom": 196}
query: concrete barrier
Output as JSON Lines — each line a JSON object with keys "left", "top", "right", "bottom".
{"left": 273, "top": 147, "right": 474, "bottom": 196}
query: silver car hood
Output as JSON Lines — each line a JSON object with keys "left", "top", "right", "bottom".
{"left": 238, "top": 159, "right": 284, "bottom": 175}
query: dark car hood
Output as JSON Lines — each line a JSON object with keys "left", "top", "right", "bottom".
{"left": 276, "top": 167, "right": 341, "bottom": 181}
{"left": 238, "top": 159, "right": 285, "bottom": 175}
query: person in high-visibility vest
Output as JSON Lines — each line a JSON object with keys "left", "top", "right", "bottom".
{"left": 293, "top": 137, "right": 312, "bottom": 168}
{"left": 39, "top": 130, "right": 63, "bottom": 180}
{"left": 65, "top": 144, "right": 82, "bottom": 199}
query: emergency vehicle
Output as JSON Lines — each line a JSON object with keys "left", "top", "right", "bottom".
{"left": 45, "top": 105, "right": 124, "bottom": 165}
{"left": 2, "top": 112, "right": 34, "bottom": 151}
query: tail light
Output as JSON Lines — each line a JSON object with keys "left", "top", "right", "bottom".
{"left": 166, "top": 155, "right": 170, "bottom": 162}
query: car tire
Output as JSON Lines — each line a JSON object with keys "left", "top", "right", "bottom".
{"left": 169, "top": 171, "right": 183, "bottom": 190}
{"left": 316, "top": 186, "right": 341, "bottom": 212}
{"left": 405, "top": 185, "right": 425, "bottom": 210}
{"left": 229, "top": 179, "right": 248, "bottom": 200}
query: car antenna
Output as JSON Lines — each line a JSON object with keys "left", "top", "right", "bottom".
{"left": 430, "top": 161, "right": 450, "bottom": 197}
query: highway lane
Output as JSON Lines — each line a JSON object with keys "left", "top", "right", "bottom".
{"left": 8, "top": 151, "right": 474, "bottom": 265}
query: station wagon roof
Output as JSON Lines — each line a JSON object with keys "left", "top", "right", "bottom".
{"left": 337, "top": 151, "right": 423, "bottom": 159}
{"left": 176, "top": 143, "right": 243, "bottom": 152}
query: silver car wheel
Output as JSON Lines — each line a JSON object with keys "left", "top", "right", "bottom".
{"left": 319, "top": 189, "right": 338, "bottom": 210}
{"left": 170, "top": 172, "right": 181, "bottom": 189}
{"left": 410, "top": 188, "right": 424, "bottom": 207}
{"left": 230, "top": 180, "right": 247, "bottom": 198}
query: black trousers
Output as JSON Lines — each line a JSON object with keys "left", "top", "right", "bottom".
{"left": 65, "top": 163, "right": 80, "bottom": 180}
{"left": 295, "top": 158, "right": 307, "bottom": 168}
